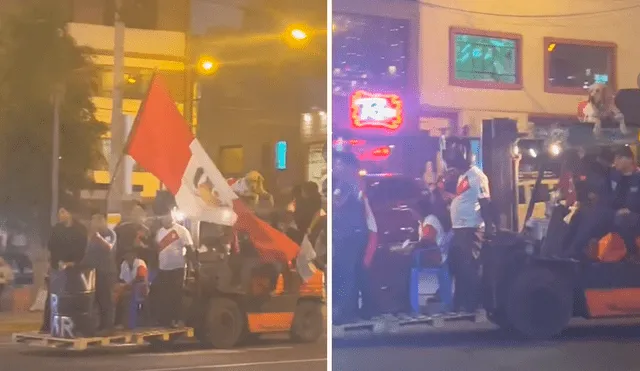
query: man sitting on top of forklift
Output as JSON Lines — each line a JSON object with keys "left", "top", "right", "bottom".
{"left": 569, "top": 146, "right": 640, "bottom": 259}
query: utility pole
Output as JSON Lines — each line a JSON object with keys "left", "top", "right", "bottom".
{"left": 184, "top": 0, "right": 194, "bottom": 131}
{"left": 107, "top": 0, "right": 126, "bottom": 214}
{"left": 50, "top": 85, "right": 64, "bottom": 226}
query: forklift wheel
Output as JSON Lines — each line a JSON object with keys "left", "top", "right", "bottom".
{"left": 290, "top": 300, "right": 324, "bottom": 343}
{"left": 199, "top": 297, "right": 245, "bottom": 349}
{"left": 506, "top": 267, "right": 572, "bottom": 340}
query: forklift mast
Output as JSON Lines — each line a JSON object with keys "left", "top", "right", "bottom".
{"left": 437, "top": 119, "right": 519, "bottom": 231}
{"left": 481, "top": 119, "right": 520, "bottom": 231}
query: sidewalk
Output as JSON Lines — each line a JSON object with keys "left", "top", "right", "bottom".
{"left": 0, "top": 312, "right": 40, "bottom": 335}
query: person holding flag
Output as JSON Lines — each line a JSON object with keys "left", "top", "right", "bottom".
{"left": 122, "top": 74, "right": 309, "bottom": 284}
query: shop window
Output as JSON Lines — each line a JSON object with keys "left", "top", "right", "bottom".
{"left": 332, "top": 13, "right": 410, "bottom": 96}
{"left": 450, "top": 28, "right": 522, "bottom": 90}
{"left": 219, "top": 146, "right": 244, "bottom": 176}
{"left": 544, "top": 38, "right": 616, "bottom": 95}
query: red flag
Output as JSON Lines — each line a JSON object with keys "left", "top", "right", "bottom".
{"left": 126, "top": 74, "right": 300, "bottom": 263}
{"left": 578, "top": 100, "right": 588, "bottom": 121}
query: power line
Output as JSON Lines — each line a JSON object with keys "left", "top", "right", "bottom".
{"left": 415, "top": 0, "right": 640, "bottom": 18}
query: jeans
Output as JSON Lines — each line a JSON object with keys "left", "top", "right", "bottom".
{"left": 153, "top": 268, "right": 185, "bottom": 326}
{"left": 448, "top": 228, "right": 483, "bottom": 313}
{"left": 332, "top": 230, "right": 367, "bottom": 324}
{"left": 95, "top": 275, "right": 115, "bottom": 331}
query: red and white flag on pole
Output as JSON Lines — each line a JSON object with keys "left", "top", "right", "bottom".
{"left": 126, "top": 74, "right": 301, "bottom": 266}
{"left": 361, "top": 195, "right": 378, "bottom": 268}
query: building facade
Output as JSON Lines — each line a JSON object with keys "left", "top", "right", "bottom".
{"left": 193, "top": 0, "right": 327, "bottom": 193}
{"left": 64, "top": 0, "right": 190, "bottom": 199}
{"left": 332, "top": 0, "right": 422, "bottom": 175}
{"left": 419, "top": 0, "right": 640, "bottom": 136}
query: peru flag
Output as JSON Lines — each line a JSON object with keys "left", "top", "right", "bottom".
{"left": 126, "top": 74, "right": 301, "bottom": 264}
{"left": 361, "top": 195, "right": 378, "bottom": 269}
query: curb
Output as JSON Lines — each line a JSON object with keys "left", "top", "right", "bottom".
{"left": 0, "top": 322, "right": 39, "bottom": 335}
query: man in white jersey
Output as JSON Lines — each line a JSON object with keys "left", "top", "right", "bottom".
{"left": 153, "top": 214, "right": 194, "bottom": 327}
{"left": 444, "top": 139, "right": 496, "bottom": 314}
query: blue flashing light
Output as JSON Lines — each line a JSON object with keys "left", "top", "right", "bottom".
{"left": 275, "top": 141, "right": 287, "bottom": 170}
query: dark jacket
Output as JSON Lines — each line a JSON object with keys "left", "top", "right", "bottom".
{"left": 608, "top": 169, "right": 640, "bottom": 213}
{"left": 81, "top": 229, "right": 117, "bottom": 284}
{"left": 48, "top": 221, "right": 87, "bottom": 269}
{"left": 114, "top": 221, "right": 149, "bottom": 266}
{"left": 294, "top": 195, "right": 322, "bottom": 234}
{"left": 333, "top": 191, "right": 368, "bottom": 243}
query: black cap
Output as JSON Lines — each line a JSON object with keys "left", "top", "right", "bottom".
{"left": 613, "top": 145, "right": 634, "bottom": 160}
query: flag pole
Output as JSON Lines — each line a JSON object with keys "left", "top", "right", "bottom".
{"left": 103, "top": 70, "right": 160, "bottom": 211}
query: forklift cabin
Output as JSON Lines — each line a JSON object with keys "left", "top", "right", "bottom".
{"left": 478, "top": 89, "right": 640, "bottom": 340}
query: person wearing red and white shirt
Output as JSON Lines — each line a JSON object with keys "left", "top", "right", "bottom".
{"left": 152, "top": 214, "right": 194, "bottom": 327}
{"left": 115, "top": 250, "right": 149, "bottom": 326}
{"left": 444, "top": 140, "right": 496, "bottom": 314}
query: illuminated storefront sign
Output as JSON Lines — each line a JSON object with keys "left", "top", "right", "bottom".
{"left": 350, "top": 90, "right": 403, "bottom": 130}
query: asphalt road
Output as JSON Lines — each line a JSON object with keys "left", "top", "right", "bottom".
{"left": 333, "top": 319, "right": 640, "bottom": 371}
{"left": 0, "top": 334, "right": 326, "bottom": 371}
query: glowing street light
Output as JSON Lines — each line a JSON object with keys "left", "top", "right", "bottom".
{"left": 196, "top": 55, "right": 220, "bottom": 76}
{"left": 283, "top": 24, "right": 312, "bottom": 49}
{"left": 290, "top": 28, "right": 308, "bottom": 41}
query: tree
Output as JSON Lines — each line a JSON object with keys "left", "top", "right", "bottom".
{"left": 0, "top": 0, "right": 107, "bottom": 235}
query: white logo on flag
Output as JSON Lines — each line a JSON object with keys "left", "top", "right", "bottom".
{"left": 175, "top": 139, "right": 238, "bottom": 226}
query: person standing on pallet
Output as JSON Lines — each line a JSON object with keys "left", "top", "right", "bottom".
{"left": 152, "top": 213, "right": 194, "bottom": 328}
{"left": 443, "top": 139, "right": 497, "bottom": 315}
{"left": 332, "top": 143, "right": 372, "bottom": 324}
{"left": 81, "top": 211, "right": 118, "bottom": 336}
{"left": 40, "top": 205, "right": 87, "bottom": 334}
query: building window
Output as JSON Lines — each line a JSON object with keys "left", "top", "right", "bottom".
{"left": 544, "top": 38, "right": 616, "bottom": 95}
{"left": 332, "top": 13, "right": 410, "bottom": 96}
{"left": 449, "top": 28, "right": 522, "bottom": 90}
{"left": 219, "top": 146, "right": 244, "bottom": 176}
{"left": 96, "top": 67, "right": 185, "bottom": 101}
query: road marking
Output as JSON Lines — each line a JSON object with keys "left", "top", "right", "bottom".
{"left": 127, "top": 345, "right": 293, "bottom": 357}
{"left": 246, "top": 346, "right": 293, "bottom": 351}
{"left": 135, "top": 358, "right": 327, "bottom": 371}
{"left": 128, "top": 349, "right": 243, "bottom": 357}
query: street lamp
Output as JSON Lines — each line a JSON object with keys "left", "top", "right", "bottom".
{"left": 290, "top": 28, "right": 308, "bottom": 41}
{"left": 282, "top": 24, "right": 312, "bottom": 49}
{"left": 196, "top": 54, "right": 220, "bottom": 76}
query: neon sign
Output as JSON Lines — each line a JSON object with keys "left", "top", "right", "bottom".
{"left": 350, "top": 90, "right": 403, "bottom": 130}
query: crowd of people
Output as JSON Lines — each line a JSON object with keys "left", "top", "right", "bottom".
{"left": 332, "top": 134, "right": 640, "bottom": 325}
{"left": 561, "top": 145, "right": 640, "bottom": 260}
{"left": 39, "top": 202, "right": 181, "bottom": 336}
{"left": 39, "top": 176, "right": 327, "bottom": 337}
{"left": 332, "top": 141, "right": 496, "bottom": 324}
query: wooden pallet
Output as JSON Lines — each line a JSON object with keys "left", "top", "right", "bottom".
{"left": 12, "top": 327, "right": 194, "bottom": 351}
{"left": 332, "top": 310, "right": 486, "bottom": 339}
